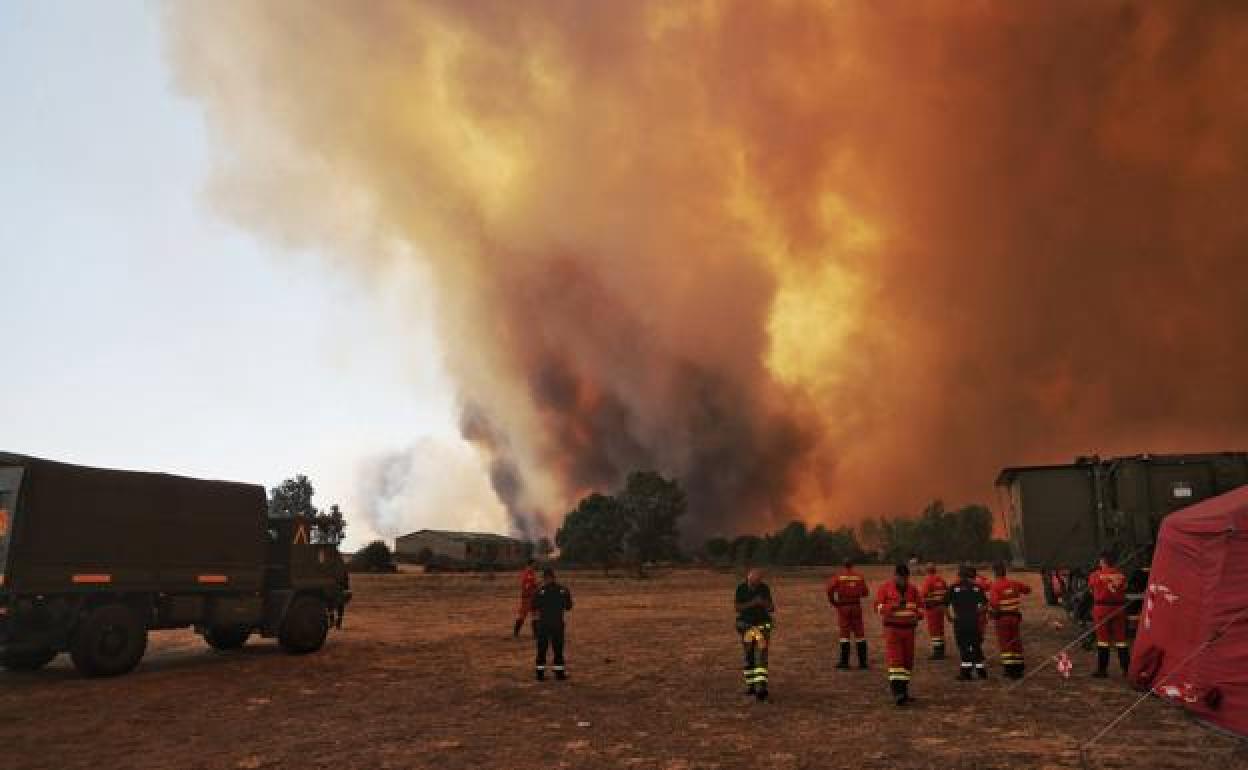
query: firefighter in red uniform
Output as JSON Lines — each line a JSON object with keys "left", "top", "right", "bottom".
{"left": 988, "top": 561, "right": 1031, "bottom": 679}
{"left": 1088, "top": 551, "right": 1130, "bottom": 677}
{"left": 826, "top": 558, "right": 870, "bottom": 669}
{"left": 876, "top": 562, "right": 922, "bottom": 705}
{"left": 513, "top": 559, "right": 538, "bottom": 637}
{"left": 919, "top": 564, "right": 948, "bottom": 660}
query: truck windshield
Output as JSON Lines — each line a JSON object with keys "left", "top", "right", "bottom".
{"left": 0, "top": 467, "right": 21, "bottom": 576}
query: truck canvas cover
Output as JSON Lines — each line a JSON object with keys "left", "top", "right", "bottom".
{"left": 0, "top": 453, "right": 267, "bottom": 593}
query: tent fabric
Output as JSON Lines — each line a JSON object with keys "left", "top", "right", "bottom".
{"left": 1129, "top": 484, "right": 1248, "bottom": 737}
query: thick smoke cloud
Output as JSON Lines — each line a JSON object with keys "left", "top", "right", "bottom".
{"left": 355, "top": 439, "right": 507, "bottom": 538}
{"left": 166, "top": 2, "right": 1248, "bottom": 539}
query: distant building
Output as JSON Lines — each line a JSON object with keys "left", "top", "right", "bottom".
{"left": 395, "top": 529, "right": 530, "bottom": 567}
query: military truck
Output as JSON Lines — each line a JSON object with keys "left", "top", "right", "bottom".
{"left": 996, "top": 452, "right": 1248, "bottom": 629}
{"left": 0, "top": 453, "right": 350, "bottom": 676}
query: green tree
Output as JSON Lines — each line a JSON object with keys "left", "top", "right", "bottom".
{"left": 777, "top": 521, "right": 809, "bottom": 565}
{"left": 731, "top": 535, "right": 762, "bottom": 569}
{"left": 269, "top": 475, "right": 318, "bottom": 519}
{"left": 313, "top": 503, "right": 347, "bottom": 545}
{"left": 556, "top": 493, "right": 629, "bottom": 574}
{"left": 350, "top": 540, "right": 395, "bottom": 572}
{"left": 704, "top": 537, "right": 732, "bottom": 565}
{"left": 618, "top": 470, "right": 687, "bottom": 576}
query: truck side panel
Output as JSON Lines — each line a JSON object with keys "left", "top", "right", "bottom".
{"left": 8, "top": 458, "right": 266, "bottom": 595}
{"left": 1013, "top": 467, "right": 1098, "bottom": 569}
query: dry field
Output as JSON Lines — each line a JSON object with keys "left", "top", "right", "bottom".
{"left": 2, "top": 567, "right": 1244, "bottom": 769}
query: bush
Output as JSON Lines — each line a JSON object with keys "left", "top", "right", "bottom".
{"left": 350, "top": 540, "right": 397, "bottom": 573}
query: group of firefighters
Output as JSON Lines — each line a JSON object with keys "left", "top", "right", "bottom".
{"left": 511, "top": 552, "right": 1133, "bottom": 705}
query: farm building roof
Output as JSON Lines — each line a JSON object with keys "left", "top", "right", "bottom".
{"left": 397, "top": 529, "right": 525, "bottom": 544}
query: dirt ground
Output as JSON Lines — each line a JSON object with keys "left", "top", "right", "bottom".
{"left": 2, "top": 567, "right": 1244, "bottom": 770}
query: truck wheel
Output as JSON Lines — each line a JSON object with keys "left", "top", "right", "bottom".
{"left": 279, "top": 595, "right": 328, "bottom": 655}
{"left": 204, "top": 626, "right": 251, "bottom": 651}
{"left": 1, "top": 648, "right": 58, "bottom": 671}
{"left": 70, "top": 603, "right": 148, "bottom": 677}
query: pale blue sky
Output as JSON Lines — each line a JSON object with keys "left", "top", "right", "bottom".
{"left": 1, "top": 1, "right": 483, "bottom": 547}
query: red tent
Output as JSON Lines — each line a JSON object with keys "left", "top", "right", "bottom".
{"left": 1129, "top": 484, "right": 1248, "bottom": 737}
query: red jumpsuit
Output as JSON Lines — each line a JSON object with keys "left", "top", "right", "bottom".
{"left": 876, "top": 580, "right": 922, "bottom": 688}
{"left": 517, "top": 566, "right": 538, "bottom": 622}
{"left": 1089, "top": 567, "right": 1128, "bottom": 648}
{"left": 826, "top": 569, "right": 869, "bottom": 641}
{"left": 989, "top": 577, "right": 1031, "bottom": 676}
{"left": 919, "top": 573, "right": 948, "bottom": 654}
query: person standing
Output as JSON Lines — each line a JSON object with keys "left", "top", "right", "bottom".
{"left": 973, "top": 567, "right": 992, "bottom": 639}
{"left": 531, "top": 567, "right": 573, "bottom": 681}
{"left": 919, "top": 564, "right": 949, "bottom": 660}
{"left": 735, "top": 567, "right": 776, "bottom": 701}
{"left": 1088, "top": 551, "right": 1130, "bottom": 677}
{"left": 945, "top": 564, "right": 989, "bottom": 680}
{"left": 826, "top": 558, "right": 870, "bottom": 670}
{"left": 875, "top": 563, "right": 922, "bottom": 706}
{"left": 988, "top": 561, "right": 1032, "bottom": 679}
{"left": 513, "top": 558, "right": 539, "bottom": 637}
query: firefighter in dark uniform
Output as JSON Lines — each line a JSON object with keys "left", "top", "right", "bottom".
{"left": 531, "top": 567, "right": 573, "bottom": 681}
{"left": 734, "top": 567, "right": 776, "bottom": 702}
{"left": 945, "top": 564, "right": 989, "bottom": 680}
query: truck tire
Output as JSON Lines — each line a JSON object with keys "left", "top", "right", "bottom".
{"left": 279, "top": 595, "right": 328, "bottom": 655}
{"left": 204, "top": 626, "right": 251, "bottom": 651}
{"left": 1, "top": 647, "right": 58, "bottom": 671}
{"left": 70, "top": 603, "right": 148, "bottom": 677}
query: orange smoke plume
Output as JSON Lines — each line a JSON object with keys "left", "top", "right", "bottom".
{"left": 165, "top": 2, "right": 1248, "bottom": 538}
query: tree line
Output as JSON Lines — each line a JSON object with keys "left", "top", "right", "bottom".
{"left": 701, "top": 502, "right": 1010, "bottom": 568}
{"left": 554, "top": 468, "right": 1009, "bottom": 572}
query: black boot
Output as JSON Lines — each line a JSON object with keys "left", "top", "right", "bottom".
{"left": 976, "top": 663, "right": 988, "bottom": 679}
{"left": 513, "top": 619, "right": 524, "bottom": 638}
{"left": 1093, "top": 647, "right": 1110, "bottom": 678}
{"left": 536, "top": 668, "right": 545, "bottom": 681}
{"left": 1117, "top": 646, "right": 1131, "bottom": 676}
{"left": 555, "top": 669, "right": 568, "bottom": 681}
{"left": 889, "top": 679, "right": 905, "bottom": 706}
{"left": 755, "top": 686, "right": 769, "bottom": 702}
{"left": 957, "top": 665, "right": 972, "bottom": 681}
{"left": 857, "top": 640, "right": 869, "bottom": 669}
{"left": 836, "top": 641, "right": 851, "bottom": 669}
{"left": 930, "top": 642, "right": 945, "bottom": 660}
